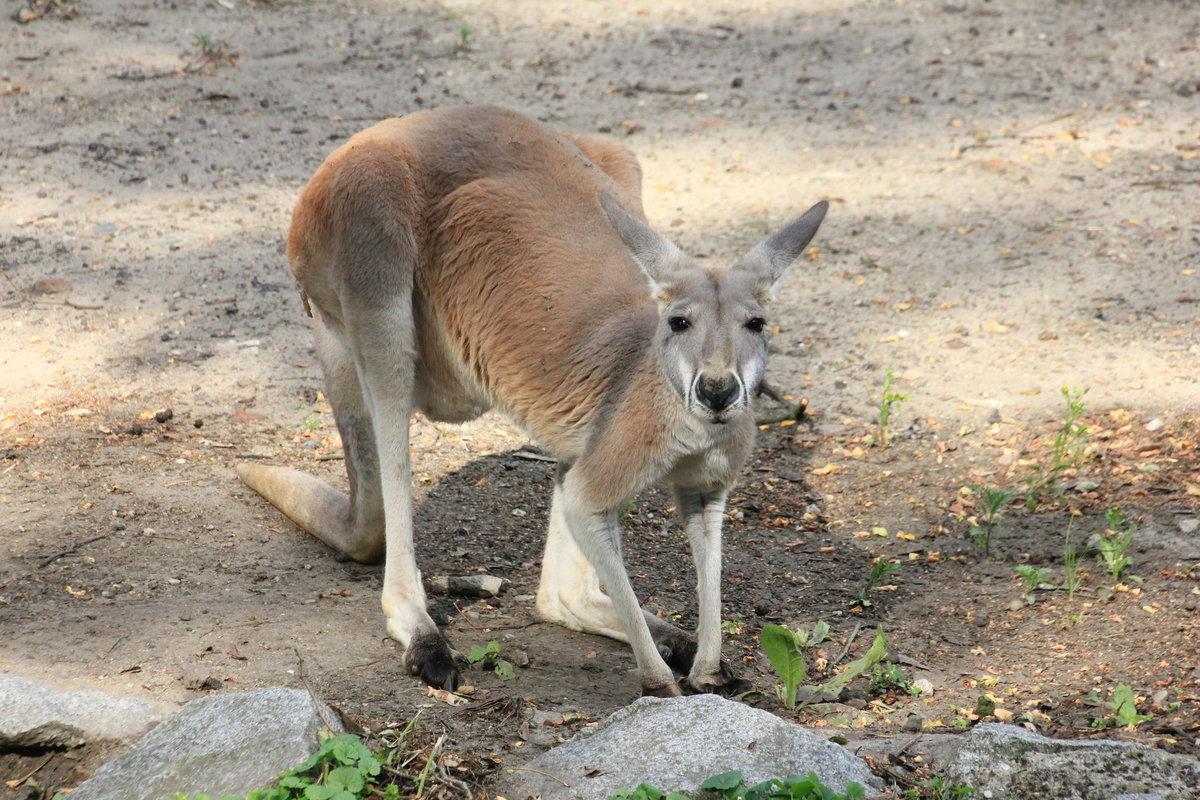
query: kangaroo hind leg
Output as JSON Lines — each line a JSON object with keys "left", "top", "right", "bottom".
{"left": 236, "top": 315, "right": 386, "bottom": 564}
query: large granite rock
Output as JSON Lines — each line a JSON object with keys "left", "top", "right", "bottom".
{"left": 917, "top": 723, "right": 1200, "bottom": 800}
{"left": 495, "top": 694, "right": 881, "bottom": 799}
{"left": 69, "top": 688, "right": 343, "bottom": 800}
{"left": 0, "top": 674, "right": 170, "bottom": 748}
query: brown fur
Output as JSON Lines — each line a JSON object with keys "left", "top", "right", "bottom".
{"left": 240, "top": 105, "right": 828, "bottom": 695}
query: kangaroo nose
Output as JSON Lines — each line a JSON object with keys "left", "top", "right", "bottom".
{"left": 696, "top": 375, "right": 739, "bottom": 412}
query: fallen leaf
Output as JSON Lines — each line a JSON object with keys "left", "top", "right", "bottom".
{"left": 983, "top": 319, "right": 1012, "bottom": 334}
{"left": 811, "top": 464, "right": 839, "bottom": 476}
{"left": 427, "top": 687, "right": 469, "bottom": 706}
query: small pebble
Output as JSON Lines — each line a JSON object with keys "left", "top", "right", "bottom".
{"left": 1144, "top": 418, "right": 1164, "bottom": 432}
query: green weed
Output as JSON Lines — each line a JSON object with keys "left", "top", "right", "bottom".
{"left": 869, "top": 662, "right": 914, "bottom": 696}
{"left": 721, "top": 612, "right": 747, "bottom": 635}
{"left": 186, "top": 32, "right": 238, "bottom": 73}
{"left": 608, "top": 770, "right": 866, "bottom": 800}
{"left": 760, "top": 625, "right": 807, "bottom": 710}
{"left": 874, "top": 366, "right": 909, "bottom": 447}
{"left": 467, "top": 639, "right": 514, "bottom": 680}
{"left": 1095, "top": 507, "right": 1135, "bottom": 584}
{"left": 857, "top": 557, "right": 900, "bottom": 607}
{"left": 1025, "top": 386, "right": 1089, "bottom": 509}
{"left": 1090, "top": 683, "right": 1153, "bottom": 729}
{"left": 760, "top": 624, "right": 887, "bottom": 711}
{"left": 967, "top": 485, "right": 1015, "bottom": 555}
{"left": 1014, "top": 564, "right": 1056, "bottom": 600}
{"left": 177, "top": 733, "right": 383, "bottom": 800}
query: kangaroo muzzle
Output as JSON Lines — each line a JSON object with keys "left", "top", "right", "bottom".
{"left": 695, "top": 373, "right": 740, "bottom": 413}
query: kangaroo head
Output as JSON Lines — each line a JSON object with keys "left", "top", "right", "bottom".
{"left": 600, "top": 194, "right": 829, "bottom": 425}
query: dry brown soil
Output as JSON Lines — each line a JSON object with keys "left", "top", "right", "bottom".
{"left": 2, "top": 0, "right": 1199, "bottom": 797}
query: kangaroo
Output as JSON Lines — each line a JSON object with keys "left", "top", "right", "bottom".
{"left": 237, "top": 105, "right": 827, "bottom": 697}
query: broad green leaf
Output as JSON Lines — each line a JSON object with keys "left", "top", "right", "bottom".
{"left": 631, "top": 783, "right": 662, "bottom": 800}
{"left": 326, "top": 766, "right": 365, "bottom": 793}
{"left": 1110, "top": 683, "right": 1152, "bottom": 726}
{"left": 760, "top": 625, "right": 805, "bottom": 709}
{"left": 700, "top": 770, "right": 744, "bottom": 791}
{"left": 814, "top": 625, "right": 888, "bottom": 696}
{"left": 494, "top": 658, "right": 516, "bottom": 680}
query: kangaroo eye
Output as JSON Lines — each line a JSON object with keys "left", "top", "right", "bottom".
{"left": 745, "top": 317, "right": 766, "bottom": 333}
{"left": 668, "top": 316, "right": 691, "bottom": 333}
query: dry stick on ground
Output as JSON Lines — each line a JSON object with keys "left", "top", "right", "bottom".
{"left": 6, "top": 753, "right": 55, "bottom": 790}
{"left": 39, "top": 533, "right": 110, "bottom": 568}
{"left": 755, "top": 380, "right": 809, "bottom": 426}
{"left": 294, "top": 648, "right": 342, "bottom": 734}
{"left": 832, "top": 622, "right": 863, "bottom": 667}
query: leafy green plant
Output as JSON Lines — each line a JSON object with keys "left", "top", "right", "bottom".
{"left": 609, "top": 770, "right": 866, "bottom": 800}
{"left": 186, "top": 32, "right": 238, "bottom": 73}
{"left": 760, "top": 624, "right": 888, "bottom": 711}
{"left": 819, "top": 626, "right": 889, "bottom": 698}
{"left": 178, "top": 734, "right": 384, "bottom": 800}
{"left": 857, "top": 557, "right": 899, "bottom": 606}
{"left": 1025, "top": 386, "right": 1089, "bottom": 509}
{"left": 869, "top": 662, "right": 914, "bottom": 696}
{"left": 1096, "top": 506, "right": 1135, "bottom": 584}
{"left": 457, "top": 22, "right": 474, "bottom": 49}
{"left": 722, "top": 612, "right": 747, "bottom": 635}
{"left": 1014, "top": 564, "right": 1056, "bottom": 600}
{"left": 1093, "top": 684, "right": 1153, "bottom": 729}
{"left": 301, "top": 416, "right": 321, "bottom": 432}
{"left": 760, "top": 624, "right": 807, "bottom": 710}
{"left": 467, "top": 639, "right": 515, "bottom": 680}
{"left": 967, "top": 486, "right": 1014, "bottom": 555}
{"left": 794, "top": 619, "right": 832, "bottom": 647}
{"left": 874, "top": 366, "right": 909, "bottom": 447}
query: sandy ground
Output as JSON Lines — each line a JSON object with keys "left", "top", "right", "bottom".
{"left": 2, "top": 0, "right": 1199, "bottom": 795}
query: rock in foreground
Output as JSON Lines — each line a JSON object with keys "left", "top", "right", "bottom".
{"left": 495, "top": 694, "right": 881, "bottom": 799}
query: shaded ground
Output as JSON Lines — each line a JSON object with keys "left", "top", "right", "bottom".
{"left": 2, "top": 0, "right": 1198, "bottom": 797}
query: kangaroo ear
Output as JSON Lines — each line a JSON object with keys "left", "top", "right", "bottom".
{"left": 598, "top": 192, "right": 687, "bottom": 297}
{"left": 738, "top": 200, "right": 829, "bottom": 301}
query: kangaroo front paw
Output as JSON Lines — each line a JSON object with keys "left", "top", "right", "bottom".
{"left": 688, "top": 660, "right": 750, "bottom": 697}
{"left": 404, "top": 632, "right": 461, "bottom": 691}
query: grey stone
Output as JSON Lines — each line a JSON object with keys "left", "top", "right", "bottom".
{"left": 70, "top": 688, "right": 343, "bottom": 800}
{"left": 1178, "top": 517, "right": 1199, "bottom": 535}
{"left": 917, "top": 723, "right": 1200, "bottom": 800}
{"left": 0, "top": 674, "right": 170, "bottom": 748}
{"left": 494, "top": 695, "right": 881, "bottom": 800}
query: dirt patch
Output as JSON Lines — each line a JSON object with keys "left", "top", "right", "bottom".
{"left": 2, "top": 0, "right": 1198, "bottom": 796}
